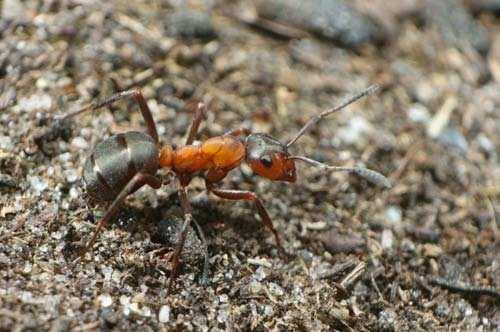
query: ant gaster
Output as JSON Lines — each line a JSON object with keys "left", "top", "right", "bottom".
{"left": 58, "top": 84, "right": 389, "bottom": 294}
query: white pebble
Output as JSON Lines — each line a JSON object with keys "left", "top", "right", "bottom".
{"left": 158, "top": 305, "right": 170, "bottom": 323}
{"left": 98, "top": 294, "right": 113, "bottom": 307}
{"left": 407, "top": 104, "right": 430, "bottom": 123}
{"left": 71, "top": 137, "right": 89, "bottom": 150}
{"left": 28, "top": 175, "right": 48, "bottom": 195}
{"left": 64, "top": 169, "right": 79, "bottom": 183}
{"left": 0, "top": 135, "right": 13, "bottom": 150}
{"left": 385, "top": 206, "right": 402, "bottom": 225}
{"left": 381, "top": 229, "right": 394, "bottom": 250}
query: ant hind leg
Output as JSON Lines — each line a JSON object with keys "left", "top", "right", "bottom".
{"left": 74, "top": 172, "right": 161, "bottom": 263}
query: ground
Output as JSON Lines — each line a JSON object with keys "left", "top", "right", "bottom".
{"left": 0, "top": 0, "right": 499, "bottom": 331}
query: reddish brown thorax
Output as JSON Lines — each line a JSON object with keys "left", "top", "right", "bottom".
{"left": 160, "top": 136, "right": 245, "bottom": 178}
{"left": 159, "top": 133, "right": 297, "bottom": 183}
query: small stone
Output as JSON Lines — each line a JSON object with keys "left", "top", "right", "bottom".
{"left": 71, "top": 137, "right": 89, "bottom": 150}
{"left": 159, "top": 305, "right": 170, "bottom": 323}
{"left": 407, "top": 104, "right": 430, "bottom": 124}
{"left": 64, "top": 169, "right": 79, "bottom": 183}
{"left": 268, "top": 282, "right": 284, "bottom": 297}
{"left": 377, "top": 308, "right": 397, "bottom": 331}
{"left": 248, "top": 280, "right": 264, "bottom": 295}
{"left": 98, "top": 294, "right": 113, "bottom": 308}
{"left": 381, "top": 229, "right": 394, "bottom": 250}
{"left": 2, "top": 0, "right": 25, "bottom": 21}
{"left": 385, "top": 206, "right": 402, "bottom": 225}
{"left": 165, "top": 10, "right": 216, "bottom": 40}
{"left": 423, "top": 243, "right": 443, "bottom": 258}
{"left": 255, "top": 0, "right": 383, "bottom": 48}
{"left": 423, "top": 0, "right": 490, "bottom": 54}
{"left": 17, "top": 93, "right": 53, "bottom": 112}
{"left": 337, "top": 116, "right": 372, "bottom": 145}
{"left": 253, "top": 266, "right": 267, "bottom": 281}
{"left": 321, "top": 230, "right": 365, "bottom": 254}
{"left": 0, "top": 135, "right": 13, "bottom": 151}
{"left": 436, "top": 127, "right": 468, "bottom": 153}
{"left": 28, "top": 176, "right": 48, "bottom": 195}
{"left": 476, "top": 134, "right": 495, "bottom": 156}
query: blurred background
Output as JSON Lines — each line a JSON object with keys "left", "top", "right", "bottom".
{"left": 0, "top": 0, "right": 498, "bottom": 330}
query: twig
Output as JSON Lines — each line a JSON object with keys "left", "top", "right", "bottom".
{"left": 340, "top": 261, "right": 366, "bottom": 290}
{"left": 429, "top": 277, "right": 500, "bottom": 299}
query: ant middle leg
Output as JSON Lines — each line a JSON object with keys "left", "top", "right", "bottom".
{"left": 185, "top": 102, "right": 208, "bottom": 145}
{"left": 206, "top": 185, "right": 284, "bottom": 253}
{"left": 167, "top": 185, "right": 210, "bottom": 295}
{"left": 75, "top": 172, "right": 161, "bottom": 263}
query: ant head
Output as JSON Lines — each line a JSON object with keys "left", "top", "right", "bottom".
{"left": 245, "top": 134, "right": 296, "bottom": 182}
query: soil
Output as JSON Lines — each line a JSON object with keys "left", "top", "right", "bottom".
{"left": 0, "top": 0, "right": 498, "bottom": 331}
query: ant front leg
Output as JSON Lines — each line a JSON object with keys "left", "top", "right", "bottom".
{"left": 206, "top": 184, "right": 285, "bottom": 253}
{"left": 167, "top": 185, "right": 209, "bottom": 295}
{"left": 75, "top": 172, "right": 161, "bottom": 263}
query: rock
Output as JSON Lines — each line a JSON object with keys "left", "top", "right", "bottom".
{"left": 488, "top": 34, "right": 500, "bottom": 83}
{"left": 407, "top": 104, "right": 430, "bottom": 124}
{"left": 255, "top": 0, "right": 383, "bottom": 48}
{"left": 351, "top": 0, "right": 420, "bottom": 37}
{"left": 385, "top": 206, "right": 402, "bottom": 225}
{"left": 165, "top": 10, "right": 216, "bottom": 40}
{"left": 422, "top": 0, "right": 490, "bottom": 54}
{"left": 467, "top": 0, "right": 500, "bottom": 14}
{"left": 377, "top": 308, "right": 397, "bottom": 331}
{"left": 158, "top": 305, "right": 171, "bottom": 323}
{"left": 435, "top": 126, "right": 469, "bottom": 153}
{"left": 321, "top": 230, "right": 365, "bottom": 254}
{"left": 1, "top": 0, "right": 25, "bottom": 21}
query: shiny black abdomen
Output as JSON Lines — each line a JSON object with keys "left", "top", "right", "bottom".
{"left": 83, "top": 131, "right": 159, "bottom": 201}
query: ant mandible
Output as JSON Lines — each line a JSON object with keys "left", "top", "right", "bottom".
{"left": 54, "top": 84, "right": 389, "bottom": 294}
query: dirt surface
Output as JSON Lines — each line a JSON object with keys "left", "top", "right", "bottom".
{"left": 0, "top": 0, "right": 499, "bottom": 331}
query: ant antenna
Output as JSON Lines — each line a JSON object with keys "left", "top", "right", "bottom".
{"left": 290, "top": 155, "right": 391, "bottom": 188}
{"left": 286, "top": 84, "right": 380, "bottom": 148}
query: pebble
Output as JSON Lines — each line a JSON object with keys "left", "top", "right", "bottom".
{"left": 64, "top": 169, "right": 79, "bottom": 183}
{"left": 337, "top": 116, "right": 372, "bottom": 145}
{"left": 165, "top": 10, "right": 216, "bottom": 40}
{"left": 255, "top": 0, "right": 383, "bottom": 48}
{"left": 475, "top": 134, "right": 495, "bottom": 156}
{"left": 423, "top": 0, "right": 490, "bottom": 54}
{"left": 385, "top": 206, "right": 402, "bottom": 225}
{"left": 436, "top": 127, "right": 469, "bottom": 153}
{"left": 268, "top": 282, "right": 284, "bottom": 297}
{"left": 17, "top": 93, "right": 53, "bottom": 112}
{"left": 377, "top": 308, "right": 397, "bottom": 331}
{"left": 381, "top": 229, "right": 394, "bottom": 250}
{"left": 0, "top": 135, "right": 13, "bottom": 151}
{"left": 28, "top": 175, "right": 48, "bottom": 195}
{"left": 252, "top": 266, "right": 267, "bottom": 281}
{"left": 407, "top": 104, "right": 430, "bottom": 124}
{"left": 321, "top": 230, "right": 365, "bottom": 254}
{"left": 158, "top": 305, "right": 170, "bottom": 323}
{"left": 71, "top": 137, "right": 89, "bottom": 150}
{"left": 1, "top": 0, "right": 24, "bottom": 21}
{"left": 468, "top": 0, "right": 500, "bottom": 13}
{"left": 98, "top": 294, "right": 113, "bottom": 308}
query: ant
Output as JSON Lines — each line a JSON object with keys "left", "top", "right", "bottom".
{"left": 47, "top": 84, "right": 389, "bottom": 294}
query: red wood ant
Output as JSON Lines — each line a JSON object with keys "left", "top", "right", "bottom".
{"left": 53, "top": 84, "right": 389, "bottom": 294}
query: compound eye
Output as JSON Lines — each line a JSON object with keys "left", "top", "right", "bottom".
{"left": 260, "top": 155, "right": 273, "bottom": 168}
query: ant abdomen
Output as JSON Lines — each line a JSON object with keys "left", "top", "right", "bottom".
{"left": 83, "top": 131, "right": 159, "bottom": 202}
